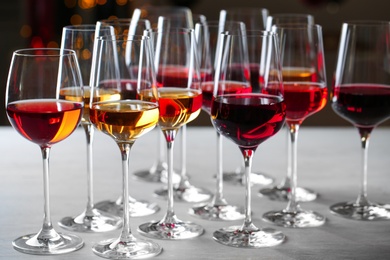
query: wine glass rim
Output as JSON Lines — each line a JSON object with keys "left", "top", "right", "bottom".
{"left": 97, "top": 34, "right": 149, "bottom": 42}
{"left": 144, "top": 27, "right": 194, "bottom": 34}
{"left": 198, "top": 20, "right": 245, "bottom": 27}
{"left": 271, "top": 23, "right": 322, "bottom": 30}
{"left": 63, "top": 24, "right": 98, "bottom": 31}
{"left": 269, "top": 13, "right": 315, "bottom": 18}
{"left": 97, "top": 18, "right": 150, "bottom": 24}
{"left": 13, "top": 48, "right": 76, "bottom": 57}
{"left": 342, "top": 20, "right": 390, "bottom": 26}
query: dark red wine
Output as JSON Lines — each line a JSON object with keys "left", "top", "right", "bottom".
{"left": 211, "top": 94, "right": 286, "bottom": 149}
{"left": 284, "top": 82, "right": 327, "bottom": 124}
{"left": 7, "top": 99, "right": 82, "bottom": 146}
{"left": 201, "top": 80, "right": 252, "bottom": 114}
{"left": 249, "top": 63, "right": 261, "bottom": 92}
{"left": 157, "top": 65, "right": 200, "bottom": 89}
{"left": 332, "top": 84, "right": 390, "bottom": 127}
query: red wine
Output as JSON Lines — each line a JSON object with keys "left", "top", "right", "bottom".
{"left": 7, "top": 99, "right": 82, "bottom": 146}
{"left": 284, "top": 82, "right": 327, "bottom": 124}
{"left": 249, "top": 63, "right": 261, "bottom": 92}
{"left": 211, "top": 94, "right": 286, "bottom": 149}
{"left": 332, "top": 84, "right": 390, "bottom": 127}
{"left": 157, "top": 65, "right": 200, "bottom": 89}
{"left": 201, "top": 80, "right": 251, "bottom": 114}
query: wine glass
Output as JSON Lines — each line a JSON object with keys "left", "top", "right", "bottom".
{"left": 259, "top": 13, "right": 318, "bottom": 202}
{"left": 221, "top": 7, "right": 275, "bottom": 186}
{"left": 189, "top": 20, "right": 246, "bottom": 221}
{"left": 92, "top": 18, "right": 160, "bottom": 218}
{"left": 138, "top": 28, "right": 204, "bottom": 239}
{"left": 90, "top": 34, "right": 162, "bottom": 258}
{"left": 211, "top": 31, "right": 286, "bottom": 247}
{"left": 142, "top": 14, "right": 212, "bottom": 203}
{"left": 6, "top": 48, "right": 84, "bottom": 254}
{"left": 329, "top": 21, "right": 390, "bottom": 220}
{"left": 58, "top": 24, "right": 122, "bottom": 233}
{"left": 262, "top": 24, "right": 327, "bottom": 228}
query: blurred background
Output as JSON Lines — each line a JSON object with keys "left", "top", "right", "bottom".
{"left": 1, "top": 0, "right": 390, "bottom": 126}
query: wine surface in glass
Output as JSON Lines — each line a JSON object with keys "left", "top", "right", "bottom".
{"left": 7, "top": 99, "right": 83, "bottom": 146}
{"left": 211, "top": 93, "right": 285, "bottom": 148}
{"left": 90, "top": 100, "right": 159, "bottom": 141}
{"left": 332, "top": 84, "right": 390, "bottom": 127}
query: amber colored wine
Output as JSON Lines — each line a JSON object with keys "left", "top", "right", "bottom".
{"left": 60, "top": 86, "right": 120, "bottom": 123}
{"left": 332, "top": 84, "right": 390, "bottom": 128}
{"left": 284, "top": 82, "right": 327, "bottom": 124}
{"left": 7, "top": 99, "right": 83, "bottom": 146}
{"left": 89, "top": 100, "right": 159, "bottom": 142}
{"left": 211, "top": 94, "right": 286, "bottom": 150}
{"left": 282, "top": 67, "right": 316, "bottom": 82}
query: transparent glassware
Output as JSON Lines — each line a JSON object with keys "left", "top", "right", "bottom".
{"left": 92, "top": 18, "right": 160, "bottom": 217}
{"left": 211, "top": 31, "right": 286, "bottom": 248}
{"left": 262, "top": 24, "right": 327, "bottom": 228}
{"left": 138, "top": 28, "right": 204, "bottom": 239}
{"left": 220, "top": 7, "right": 274, "bottom": 186}
{"left": 189, "top": 21, "right": 247, "bottom": 221}
{"left": 6, "top": 48, "right": 84, "bottom": 254}
{"left": 89, "top": 34, "right": 162, "bottom": 258}
{"left": 329, "top": 21, "right": 390, "bottom": 220}
{"left": 259, "top": 13, "right": 318, "bottom": 202}
{"left": 58, "top": 24, "right": 122, "bottom": 233}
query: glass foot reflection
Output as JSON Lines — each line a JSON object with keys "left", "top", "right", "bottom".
{"left": 94, "top": 196, "right": 159, "bottom": 217}
{"left": 13, "top": 232, "right": 83, "bottom": 255}
{"left": 189, "top": 203, "right": 245, "bottom": 221}
{"left": 259, "top": 186, "right": 317, "bottom": 202}
{"left": 138, "top": 219, "right": 204, "bottom": 240}
{"left": 92, "top": 236, "right": 162, "bottom": 259}
{"left": 133, "top": 163, "right": 181, "bottom": 184}
{"left": 213, "top": 226, "right": 285, "bottom": 248}
{"left": 154, "top": 185, "right": 212, "bottom": 203}
{"left": 262, "top": 209, "right": 325, "bottom": 228}
{"left": 223, "top": 171, "right": 274, "bottom": 186}
{"left": 59, "top": 209, "right": 122, "bottom": 232}
{"left": 330, "top": 201, "right": 390, "bottom": 220}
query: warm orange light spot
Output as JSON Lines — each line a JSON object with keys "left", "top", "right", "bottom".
{"left": 79, "top": 0, "right": 96, "bottom": 9}
{"left": 20, "top": 25, "right": 32, "bottom": 38}
{"left": 81, "top": 49, "right": 91, "bottom": 60}
{"left": 70, "top": 14, "right": 83, "bottom": 25}
{"left": 97, "top": 0, "right": 107, "bottom": 5}
{"left": 47, "top": 41, "right": 59, "bottom": 48}
{"left": 116, "top": 0, "right": 127, "bottom": 5}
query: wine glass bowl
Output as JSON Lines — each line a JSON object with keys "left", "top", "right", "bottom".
{"left": 6, "top": 48, "right": 84, "bottom": 254}
{"left": 329, "top": 21, "right": 390, "bottom": 220}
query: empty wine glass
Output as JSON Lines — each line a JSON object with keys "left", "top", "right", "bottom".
{"left": 58, "top": 24, "right": 122, "bottom": 233}
{"left": 262, "top": 24, "right": 327, "bottom": 228}
{"left": 6, "top": 48, "right": 84, "bottom": 254}
{"left": 329, "top": 21, "right": 390, "bottom": 220}
{"left": 211, "top": 31, "right": 286, "bottom": 248}
{"left": 221, "top": 7, "right": 275, "bottom": 186}
{"left": 92, "top": 18, "right": 160, "bottom": 218}
{"left": 260, "top": 13, "right": 318, "bottom": 202}
{"left": 189, "top": 20, "right": 246, "bottom": 221}
{"left": 90, "top": 34, "right": 162, "bottom": 258}
{"left": 138, "top": 28, "right": 204, "bottom": 239}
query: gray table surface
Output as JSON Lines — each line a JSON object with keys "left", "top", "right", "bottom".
{"left": 1, "top": 125, "right": 390, "bottom": 260}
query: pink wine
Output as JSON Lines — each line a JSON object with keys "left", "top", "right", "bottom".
{"left": 332, "top": 84, "right": 390, "bottom": 127}
{"left": 156, "top": 65, "right": 200, "bottom": 89}
{"left": 284, "top": 82, "right": 327, "bottom": 124}
{"left": 211, "top": 94, "right": 286, "bottom": 149}
{"left": 7, "top": 99, "right": 82, "bottom": 146}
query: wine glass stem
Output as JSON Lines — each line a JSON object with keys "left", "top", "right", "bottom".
{"left": 242, "top": 150, "right": 256, "bottom": 230}
{"left": 82, "top": 123, "right": 95, "bottom": 216}
{"left": 118, "top": 142, "right": 135, "bottom": 241}
{"left": 163, "top": 130, "right": 178, "bottom": 222}
{"left": 357, "top": 130, "right": 371, "bottom": 205}
{"left": 178, "top": 125, "right": 189, "bottom": 185}
{"left": 212, "top": 132, "right": 227, "bottom": 205}
{"left": 286, "top": 124, "right": 300, "bottom": 212}
{"left": 282, "top": 126, "right": 292, "bottom": 187}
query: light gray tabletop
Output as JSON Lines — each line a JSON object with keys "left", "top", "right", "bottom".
{"left": 1, "top": 126, "right": 390, "bottom": 260}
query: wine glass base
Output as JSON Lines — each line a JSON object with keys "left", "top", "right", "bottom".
{"left": 154, "top": 185, "right": 212, "bottom": 203}
{"left": 92, "top": 238, "right": 162, "bottom": 259}
{"left": 13, "top": 233, "right": 83, "bottom": 255}
{"left": 94, "top": 199, "right": 160, "bottom": 217}
{"left": 133, "top": 168, "right": 181, "bottom": 184}
{"left": 258, "top": 186, "right": 318, "bottom": 202}
{"left": 223, "top": 171, "right": 274, "bottom": 186}
{"left": 58, "top": 209, "right": 122, "bottom": 232}
{"left": 189, "top": 203, "right": 245, "bottom": 221}
{"left": 330, "top": 201, "right": 390, "bottom": 220}
{"left": 213, "top": 226, "right": 285, "bottom": 248}
{"left": 138, "top": 220, "right": 204, "bottom": 240}
{"left": 262, "top": 209, "right": 326, "bottom": 228}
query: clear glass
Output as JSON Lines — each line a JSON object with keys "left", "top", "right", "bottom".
{"left": 138, "top": 28, "right": 204, "bottom": 239}
{"left": 6, "top": 48, "right": 84, "bottom": 254}
{"left": 90, "top": 34, "right": 162, "bottom": 258}
{"left": 189, "top": 21, "right": 248, "bottom": 221}
{"left": 259, "top": 13, "right": 318, "bottom": 202}
{"left": 329, "top": 21, "right": 390, "bottom": 220}
{"left": 92, "top": 18, "right": 161, "bottom": 218}
{"left": 220, "top": 7, "right": 274, "bottom": 186}
{"left": 58, "top": 24, "right": 122, "bottom": 233}
{"left": 211, "top": 31, "right": 285, "bottom": 248}
{"left": 262, "top": 24, "right": 327, "bottom": 228}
